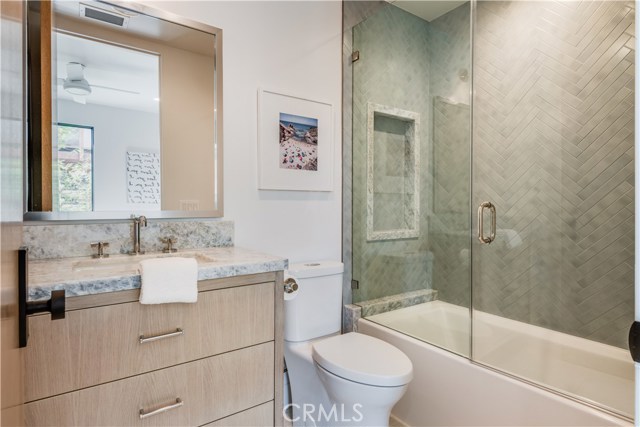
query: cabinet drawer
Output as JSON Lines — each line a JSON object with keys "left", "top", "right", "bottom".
{"left": 26, "top": 282, "right": 275, "bottom": 401}
{"left": 25, "top": 342, "right": 274, "bottom": 427}
{"left": 205, "top": 402, "right": 274, "bottom": 427}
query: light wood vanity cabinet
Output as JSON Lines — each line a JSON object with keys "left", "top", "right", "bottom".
{"left": 24, "top": 272, "right": 284, "bottom": 427}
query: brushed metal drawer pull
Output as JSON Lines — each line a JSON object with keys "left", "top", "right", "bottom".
{"left": 139, "top": 398, "right": 183, "bottom": 419}
{"left": 139, "top": 328, "right": 183, "bottom": 344}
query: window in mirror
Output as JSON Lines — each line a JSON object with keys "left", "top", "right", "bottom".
{"left": 55, "top": 123, "right": 94, "bottom": 212}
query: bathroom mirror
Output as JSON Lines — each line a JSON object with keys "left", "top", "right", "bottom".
{"left": 25, "top": 0, "right": 223, "bottom": 220}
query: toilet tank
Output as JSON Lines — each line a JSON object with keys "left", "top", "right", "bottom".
{"left": 284, "top": 261, "right": 344, "bottom": 342}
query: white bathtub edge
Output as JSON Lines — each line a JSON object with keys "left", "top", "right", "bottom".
{"left": 358, "top": 318, "right": 632, "bottom": 427}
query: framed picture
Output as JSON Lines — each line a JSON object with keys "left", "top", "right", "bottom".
{"left": 257, "top": 88, "right": 334, "bottom": 191}
{"left": 126, "top": 151, "right": 161, "bottom": 205}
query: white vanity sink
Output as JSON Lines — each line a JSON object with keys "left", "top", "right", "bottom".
{"left": 72, "top": 251, "right": 215, "bottom": 273}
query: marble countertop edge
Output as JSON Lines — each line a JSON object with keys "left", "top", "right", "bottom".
{"left": 28, "top": 247, "right": 288, "bottom": 301}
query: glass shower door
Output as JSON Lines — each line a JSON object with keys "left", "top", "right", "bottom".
{"left": 349, "top": 1, "right": 472, "bottom": 358}
{"left": 471, "top": 0, "right": 635, "bottom": 418}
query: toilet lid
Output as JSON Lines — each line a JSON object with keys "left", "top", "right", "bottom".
{"left": 311, "top": 333, "right": 413, "bottom": 387}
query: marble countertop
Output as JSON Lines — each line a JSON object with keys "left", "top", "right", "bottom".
{"left": 28, "top": 246, "right": 288, "bottom": 301}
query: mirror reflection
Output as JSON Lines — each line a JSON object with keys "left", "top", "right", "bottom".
{"left": 54, "top": 32, "right": 161, "bottom": 212}
{"left": 27, "top": 0, "right": 222, "bottom": 219}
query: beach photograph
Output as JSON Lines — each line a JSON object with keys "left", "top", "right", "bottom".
{"left": 279, "top": 112, "right": 318, "bottom": 171}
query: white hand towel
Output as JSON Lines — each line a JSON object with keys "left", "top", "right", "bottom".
{"left": 139, "top": 257, "right": 198, "bottom": 304}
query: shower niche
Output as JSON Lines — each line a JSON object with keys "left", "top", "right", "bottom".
{"left": 366, "top": 103, "right": 420, "bottom": 241}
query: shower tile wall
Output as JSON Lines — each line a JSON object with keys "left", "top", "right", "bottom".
{"left": 343, "top": 1, "right": 387, "bottom": 306}
{"left": 427, "top": 5, "right": 472, "bottom": 307}
{"left": 352, "top": 5, "right": 433, "bottom": 302}
{"left": 473, "top": 1, "right": 635, "bottom": 348}
{"left": 350, "top": 0, "right": 632, "bottom": 349}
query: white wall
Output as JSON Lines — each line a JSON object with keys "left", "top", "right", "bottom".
{"left": 150, "top": 1, "right": 343, "bottom": 264}
{"left": 57, "top": 100, "right": 161, "bottom": 211}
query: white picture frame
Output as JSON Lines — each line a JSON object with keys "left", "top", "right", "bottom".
{"left": 257, "top": 88, "right": 334, "bottom": 191}
{"left": 126, "top": 151, "right": 161, "bottom": 205}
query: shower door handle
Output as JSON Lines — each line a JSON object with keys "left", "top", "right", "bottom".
{"left": 477, "top": 201, "right": 496, "bottom": 244}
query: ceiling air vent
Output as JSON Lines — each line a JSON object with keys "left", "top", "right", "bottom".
{"left": 79, "top": 4, "right": 129, "bottom": 28}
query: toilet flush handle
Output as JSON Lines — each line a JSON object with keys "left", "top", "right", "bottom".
{"left": 284, "top": 278, "right": 299, "bottom": 294}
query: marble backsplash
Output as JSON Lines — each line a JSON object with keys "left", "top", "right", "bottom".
{"left": 23, "top": 220, "right": 234, "bottom": 259}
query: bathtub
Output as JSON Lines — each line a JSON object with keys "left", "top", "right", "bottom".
{"left": 360, "top": 301, "right": 633, "bottom": 426}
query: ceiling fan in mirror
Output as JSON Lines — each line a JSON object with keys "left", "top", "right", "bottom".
{"left": 58, "top": 62, "right": 140, "bottom": 104}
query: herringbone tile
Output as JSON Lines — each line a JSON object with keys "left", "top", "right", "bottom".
{"left": 427, "top": 4, "right": 472, "bottom": 308}
{"left": 352, "top": 4, "right": 434, "bottom": 302}
{"left": 350, "top": 0, "right": 633, "bottom": 350}
{"left": 473, "top": 0, "right": 635, "bottom": 348}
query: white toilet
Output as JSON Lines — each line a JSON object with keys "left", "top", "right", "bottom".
{"left": 283, "top": 261, "right": 413, "bottom": 427}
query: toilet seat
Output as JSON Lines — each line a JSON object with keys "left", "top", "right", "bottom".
{"left": 311, "top": 332, "right": 413, "bottom": 387}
